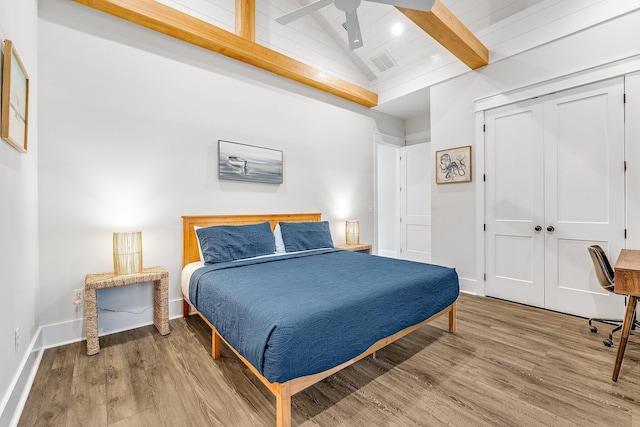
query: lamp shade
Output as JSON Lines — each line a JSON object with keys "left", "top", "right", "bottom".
{"left": 113, "top": 231, "right": 142, "bottom": 275}
{"left": 345, "top": 220, "right": 360, "bottom": 245}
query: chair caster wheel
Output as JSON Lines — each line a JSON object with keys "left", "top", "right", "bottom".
{"left": 589, "top": 326, "right": 598, "bottom": 333}
{"left": 603, "top": 339, "right": 613, "bottom": 347}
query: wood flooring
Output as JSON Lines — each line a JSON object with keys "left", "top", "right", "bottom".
{"left": 18, "top": 293, "right": 640, "bottom": 426}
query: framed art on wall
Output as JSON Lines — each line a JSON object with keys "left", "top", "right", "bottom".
{"left": 0, "top": 41, "right": 3, "bottom": 140}
{"left": 1, "top": 39, "right": 29, "bottom": 153}
{"left": 436, "top": 145, "right": 472, "bottom": 184}
{"left": 218, "top": 140, "right": 283, "bottom": 184}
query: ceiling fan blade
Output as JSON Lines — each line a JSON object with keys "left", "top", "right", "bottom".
{"left": 275, "top": 0, "right": 334, "bottom": 25}
{"left": 365, "top": 0, "right": 435, "bottom": 12}
{"left": 345, "top": 10, "right": 364, "bottom": 50}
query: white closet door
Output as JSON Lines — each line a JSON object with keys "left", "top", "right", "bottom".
{"left": 400, "top": 143, "right": 431, "bottom": 263}
{"left": 485, "top": 100, "right": 546, "bottom": 307}
{"left": 376, "top": 141, "right": 401, "bottom": 258}
{"left": 543, "top": 78, "right": 626, "bottom": 318}
{"left": 485, "top": 78, "right": 626, "bottom": 318}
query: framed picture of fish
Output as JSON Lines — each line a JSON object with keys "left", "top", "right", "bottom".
{"left": 435, "top": 145, "right": 472, "bottom": 184}
{"left": 218, "top": 140, "right": 283, "bottom": 184}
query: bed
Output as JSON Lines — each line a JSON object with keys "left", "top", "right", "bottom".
{"left": 181, "top": 213, "right": 459, "bottom": 427}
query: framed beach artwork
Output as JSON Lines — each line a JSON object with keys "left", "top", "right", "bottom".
{"left": 218, "top": 140, "right": 283, "bottom": 184}
{"left": 1, "top": 40, "right": 29, "bottom": 153}
{"left": 436, "top": 145, "right": 472, "bottom": 184}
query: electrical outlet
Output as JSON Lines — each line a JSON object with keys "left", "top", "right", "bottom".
{"left": 73, "top": 288, "right": 84, "bottom": 306}
{"left": 14, "top": 327, "right": 19, "bottom": 352}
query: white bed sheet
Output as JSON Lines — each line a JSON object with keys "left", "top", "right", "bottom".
{"left": 181, "top": 261, "right": 205, "bottom": 305}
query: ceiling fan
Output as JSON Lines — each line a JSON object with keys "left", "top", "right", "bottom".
{"left": 276, "top": 0, "right": 436, "bottom": 50}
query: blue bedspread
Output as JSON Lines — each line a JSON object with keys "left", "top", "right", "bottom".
{"left": 190, "top": 249, "right": 459, "bottom": 383}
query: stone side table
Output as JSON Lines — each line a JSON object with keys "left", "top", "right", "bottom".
{"left": 335, "top": 243, "right": 373, "bottom": 254}
{"left": 84, "top": 266, "right": 170, "bottom": 355}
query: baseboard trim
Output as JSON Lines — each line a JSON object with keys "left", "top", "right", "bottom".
{"left": 0, "top": 328, "right": 44, "bottom": 427}
{"left": 42, "top": 297, "right": 185, "bottom": 348}
{"left": 459, "top": 277, "right": 485, "bottom": 296}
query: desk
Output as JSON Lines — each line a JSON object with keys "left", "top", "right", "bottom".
{"left": 612, "top": 249, "right": 640, "bottom": 381}
{"left": 84, "top": 266, "right": 170, "bottom": 355}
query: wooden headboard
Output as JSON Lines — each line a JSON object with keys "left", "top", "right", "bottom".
{"left": 181, "top": 213, "right": 322, "bottom": 267}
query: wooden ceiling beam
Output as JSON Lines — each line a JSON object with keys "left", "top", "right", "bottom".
{"left": 397, "top": 0, "right": 488, "bottom": 70}
{"left": 235, "top": 0, "right": 255, "bottom": 42}
{"left": 73, "top": 0, "right": 378, "bottom": 108}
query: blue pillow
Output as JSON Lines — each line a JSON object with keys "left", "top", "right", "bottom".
{"left": 196, "top": 221, "right": 275, "bottom": 264}
{"left": 279, "top": 221, "right": 334, "bottom": 252}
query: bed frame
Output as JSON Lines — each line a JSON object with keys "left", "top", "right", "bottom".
{"left": 182, "top": 213, "right": 457, "bottom": 427}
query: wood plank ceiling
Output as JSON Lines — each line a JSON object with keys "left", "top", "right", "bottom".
{"left": 73, "top": 0, "right": 488, "bottom": 108}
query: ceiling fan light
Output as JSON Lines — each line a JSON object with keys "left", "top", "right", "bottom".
{"left": 391, "top": 23, "right": 404, "bottom": 36}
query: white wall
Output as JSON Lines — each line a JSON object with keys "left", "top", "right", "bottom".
{"left": 627, "top": 71, "right": 640, "bottom": 249}
{"left": 0, "top": 0, "right": 39, "bottom": 425}
{"left": 430, "top": 10, "right": 640, "bottom": 294}
{"left": 37, "top": 0, "right": 403, "bottom": 342}
{"left": 405, "top": 114, "right": 430, "bottom": 145}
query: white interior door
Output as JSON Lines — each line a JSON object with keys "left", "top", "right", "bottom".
{"left": 376, "top": 140, "right": 401, "bottom": 258}
{"left": 400, "top": 143, "right": 431, "bottom": 263}
{"left": 485, "top": 78, "right": 626, "bottom": 318}
{"left": 485, "top": 100, "right": 545, "bottom": 307}
{"left": 543, "top": 78, "right": 626, "bottom": 318}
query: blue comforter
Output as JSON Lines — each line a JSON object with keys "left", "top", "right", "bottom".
{"left": 190, "top": 249, "right": 459, "bottom": 383}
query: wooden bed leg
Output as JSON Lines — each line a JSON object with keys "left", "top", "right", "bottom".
{"left": 183, "top": 299, "right": 190, "bottom": 317}
{"left": 371, "top": 351, "right": 377, "bottom": 360}
{"left": 449, "top": 302, "right": 457, "bottom": 332}
{"left": 211, "top": 329, "right": 221, "bottom": 359}
{"left": 275, "top": 383, "right": 292, "bottom": 427}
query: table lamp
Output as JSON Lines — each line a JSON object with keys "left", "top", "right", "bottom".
{"left": 345, "top": 220, "right": 360, "bottom": 245}
{"left": 113, "top": 231, "right": 142, "bottom": 275}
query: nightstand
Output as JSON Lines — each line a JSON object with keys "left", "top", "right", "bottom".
{"left": 84, "top": 266, "right": 170, "bottom": 355}
{"left": 335, "top": 243, "right": 372, "bottom": 254}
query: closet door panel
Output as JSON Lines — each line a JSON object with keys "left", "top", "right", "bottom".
{"left": 555, "top": 93, "right": 610, "bottom": 223}
{"left": 401, "top": 143, "right": 431, "bottom": 263}
{"left": 543, "top": 78, "right": 626, "bottom": 318}
{"left": 485, "top": 101, "right": 545, "bottom": 307}
{"left": 376, "top": 141, "right": 401, "bottom": 258}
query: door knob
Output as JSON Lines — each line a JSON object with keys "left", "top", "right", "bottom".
{"left": 535, "top": 225, "right": 542, "bottom": 232}
{"left": 547, "top": 225, "right": 555, "bottom": 232}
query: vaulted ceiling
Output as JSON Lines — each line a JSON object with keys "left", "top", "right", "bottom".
{"left": 73, "top": 0, "right": 640, "bottom": 120}
{"left": 150, "top": 0, "right": 506, "bottom": 116}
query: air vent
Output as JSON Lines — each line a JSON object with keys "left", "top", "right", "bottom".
{"left": 370, "top": 51, "right": 397, "bottom": 73}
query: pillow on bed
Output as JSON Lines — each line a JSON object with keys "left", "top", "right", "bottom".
{"left": 196, "top": 221, "right": 276, "bottom": 264}
{"left": 194, "top": 225, "right": 204, "bottom": 261}
{"left": 279, "top": 221, "right": 334, "bottom": 252}
{"left": 274, "top": 223, "right": 286, "bottom": 254}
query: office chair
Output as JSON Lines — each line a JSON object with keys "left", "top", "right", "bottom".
{"left": 587, "top": 245, "right": 640, "bottom": 347}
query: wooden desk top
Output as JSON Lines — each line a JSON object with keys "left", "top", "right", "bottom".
{"left": 614, "top": 249, "right": 640, "bottom": 297}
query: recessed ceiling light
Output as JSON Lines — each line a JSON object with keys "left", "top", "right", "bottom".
{"left": 391, "top": 23, "right": 404, "bottom": 36}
